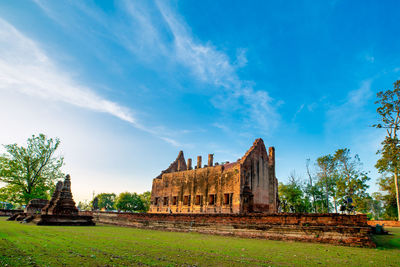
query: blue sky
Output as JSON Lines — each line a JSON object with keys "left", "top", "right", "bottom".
{"left": 0, "top": 0, "right": 399, "bottom": 201}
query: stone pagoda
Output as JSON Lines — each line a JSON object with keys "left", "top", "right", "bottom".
{"left": 37, "top": 174, "right": 95, "bottom": 226}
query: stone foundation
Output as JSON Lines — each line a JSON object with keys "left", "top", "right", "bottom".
{"left": 93, "top": 212, "right": 375, "bottom": 247}
{"left": 36, "top": 215, "right": 95, "bottom": 226}
{"left": 368, "top": 220, "right": 400, "bottom": 227}
{"left": 0, "top": 209, "right": 23, "bottom": 217}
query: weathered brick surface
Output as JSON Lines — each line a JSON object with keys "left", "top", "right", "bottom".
{"left": 93, "top": 212, "right": 375, "bottom": 247}
{"left": 150, "top": 139, "right": 279, "bottom": 214}
{"left": 368, "top": 220, "right": 400, "bottom": 227}
{"left": 0, "top": 209, "right": 23, "bottom": 217}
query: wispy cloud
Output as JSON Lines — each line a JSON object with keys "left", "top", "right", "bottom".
{"left": 325, "top": 79, "right": 373, "bottom": 131}
{"left": 0, "top": 18, "right": 181, "bottom": 146}
{"left": 33, "top": 0, "right": 280, "bottom": 135}
{"left": 0, "top": 18, "right": 135, "bottom": 124}
{"left": 292, "top": 104, "right": 305, "bottom": 121}
{"left": 156, "top": 1, "right": 280, "bottom": 132}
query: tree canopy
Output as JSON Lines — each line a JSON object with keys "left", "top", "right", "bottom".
{"left": 0, "top": 134, "right": 64, "bottom": 205}
{"left": 278, "top": 172, "right": 310, "bottom": 213}
{"left": 279, "top": 148, "right": 371, "bottom": 215}
{"left": 95, "top": 193, "right": 116, "bottom": 211}
{"left": 115, "top": 192, "right": 145, "bottom": 212}
{"left": 373, "top": 80, "right": 400, "bottom": 220}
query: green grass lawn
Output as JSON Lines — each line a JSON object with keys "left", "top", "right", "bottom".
{"left": 0, "top": 218, "right": 399, "bottom": 266}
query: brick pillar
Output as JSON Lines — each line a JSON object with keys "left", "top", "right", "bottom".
{"left": 197, "top": 156, "right": 202, "bottom": 169}
{"left": 268, "top": 147, "right": 275, "bottom": 166}
{"left": 177, "top": 160, "right": 182, "bottom": 171}
{"left": 208, "top": 154, "right": 213, "bottom": 167}
{"left": 187, "top": 158, "right": 192, "bottom": 170}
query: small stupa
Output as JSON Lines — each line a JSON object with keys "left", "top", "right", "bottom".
{"left": 37, "top": 174, "right": 95, "bottom": 226}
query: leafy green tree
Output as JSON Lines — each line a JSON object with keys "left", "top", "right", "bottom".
{"left": 139, "top": 191, "right": 151, "bottom": 212}
{"left": 0, "top": 134, "right": 64, "bottom": 205}
{"left": 77, "top": 200, "right": 92, "bottom": 211}
{"left": 374, "top": 175, "right": 398, "bottom": 220}
{"left": 115, "top": 192, "right": 145, "bottom": 212}
{"left": 373, "top": 80, "right": 400, "bottom": 220}
{"left": 95, "top": 193, "right": 116, "bottom": 211}
{"left": 360, "top": 194, "right": 383, "bottom": 220}
{"left": 278, "top": 172, "right": 311, "bottom": 213}
{"left": 315, "top": 155, "right": 337, "bottom": 212}
{"left": 333, "top": 148, "right": 370, "bottom": 213}
{"left": 305, "top": 159, "right": 316, "bottom": 212}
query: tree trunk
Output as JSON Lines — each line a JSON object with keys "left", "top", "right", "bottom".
{"left": 394, "top": 171, "right": 400, "bottom": 221}
{"left": 326, "top": 182, "right": 330, "bottom": 213}
{"left": 334, "top": 198, "right": 337, "bottom": 213}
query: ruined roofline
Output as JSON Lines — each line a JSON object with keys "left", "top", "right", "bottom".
{"left": 239, "top": 138, "right": 274, "bottom": 166}
{"left": 154, "top": 138, "right": 273, "bottom": 180}
{"left": 154, "top": 158, "right": 238, "bottom": 181}
{"left": 155, "top": 150, "right": 187, "bottom": 179}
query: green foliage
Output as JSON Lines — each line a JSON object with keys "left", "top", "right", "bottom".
{"left": 333, "top": 149, "right": 370, "bottom": 213}
{"left": 278, "top": 172, "right": 311, "bottom": 213}
{"left": 95, "top": 193, "right": 116, "bottom": 211}
{"left": 115, "top": 192, "right": 145, "bottom": 212}
{"left": 302, "top": 149, "right": 371, "bottom": 214}
{"left": 374, "top": 175, "right": 398, "bottom": 220}
{"left": 373, "top": 80, "right": 400, "bottom": 220}
{"left": 362, "top": 193, "right": 384, "bottom": 220}
{"left": 0, "top": 134, "right": 64, "bottom": 205}
{"left": 315, "top": 154, "right": 337, "bottom": 212}
{"left": 139, "top": 191, "right": 151, "bottom": 212}
{"left": 77, "top": 200, "right": 92, "bottom": 211}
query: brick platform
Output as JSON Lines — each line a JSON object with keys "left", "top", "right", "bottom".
{"left": 368, "top": 220, "right": 400, "bottom": 227}
{"left": 0, "top": 209, "right": 23, "bottom": 217}
{"left": 93, "top": 212, "right": 375, "bottom": 247}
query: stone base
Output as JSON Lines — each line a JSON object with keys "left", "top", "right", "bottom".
{"left": 37, "top": 215, "right": 95, "bottom": 226}
{"left": 93, "top": 212, "right": 375, "bottom": 247}
{"left": 7, "top": 213, "right": 23, "bottom": 221}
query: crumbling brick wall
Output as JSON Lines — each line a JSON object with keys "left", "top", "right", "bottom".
{"left": 368, "top": 220, "right": 400, "bottom": 227}
{"left": 93, "top": 212, "right": 375, "bottom": 247}
{"left": 0, "top": 209, "right": 23, "bottom": 217}
{"left": 150, "top": 138, "right": 278, "bottom": 214}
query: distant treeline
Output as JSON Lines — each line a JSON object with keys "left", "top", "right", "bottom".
{"left": 279, "top": 148, "right": 393, "bottom": 220}
{"left": 78, "top": 191, "right": 151, "bottom": 213}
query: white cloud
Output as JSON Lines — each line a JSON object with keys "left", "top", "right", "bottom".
{"left": 235, "top": 48, "right": 248, "bottom": 68}
{"left": 0, "top": 18, "right": 136, "bottom": 124}
{"left": 325, "top": 79, "right": 373, "bottom": 132}
{"left": 156, "top": 1, "right": 280, "bottom": 133}
{"left": 0, "top": 18, "right": 182, "bottom": 147}
{"left": 292, "top": 104, "right": 305, "bottom": 121}
{"left": 33, "top": 1, "right": 280, "bottom": 135}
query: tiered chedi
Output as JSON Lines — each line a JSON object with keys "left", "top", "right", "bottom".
{"left": 37, "top": 174, "right": 95, "bottom": 226}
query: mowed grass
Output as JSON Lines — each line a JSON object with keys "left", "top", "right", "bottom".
{"left": 0, "top": 218, "right": 400, "bottom": 267}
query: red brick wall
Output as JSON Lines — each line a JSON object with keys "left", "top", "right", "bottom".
{"left": 368, "top": 220, "right": 400, "bottom": 227}
{"left": 93, "top": 212, "right": 374, "bottom": 247}
{"left": 0, "top": 209, "right": 23, "bottom": 216}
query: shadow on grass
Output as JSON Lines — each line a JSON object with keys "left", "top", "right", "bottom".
{"left": 373, "top": 227, "right": 400, "bottom": 250}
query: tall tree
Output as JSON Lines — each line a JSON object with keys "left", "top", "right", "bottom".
{"left": 95, "top": 193, "right": 116, "bottom": 211}
{"left": 139, "top": 191, "right": 151, "bottom": 212}
{"left": 374, "top": 175, "right": 398, "bottom": 220}
{"left": 373, "top": 80, "right": 400, "bottom": 221}
{"left": 116, "top": 192, "right": 146, "bottom": 212}
{"left": 315, "top": 155, "right": 337, "bottom": 212}
{"left": 0, "top": 134, "right": 64, "bottom": 205}
{"left": 305, "top": 159, "right": 316, "bottom": 212}
{"left": 77, "top": 200, "right": 92, "bottom": 211}
{"left": 278, "top": 171, "right": 311, "bottom": 213}
{"left": 333, "top": 148, "right": 370, "bottom": 213}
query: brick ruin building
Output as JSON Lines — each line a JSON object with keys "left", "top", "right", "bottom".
{"left": 150, "top": 138, "right": 279, "bottom": 214}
